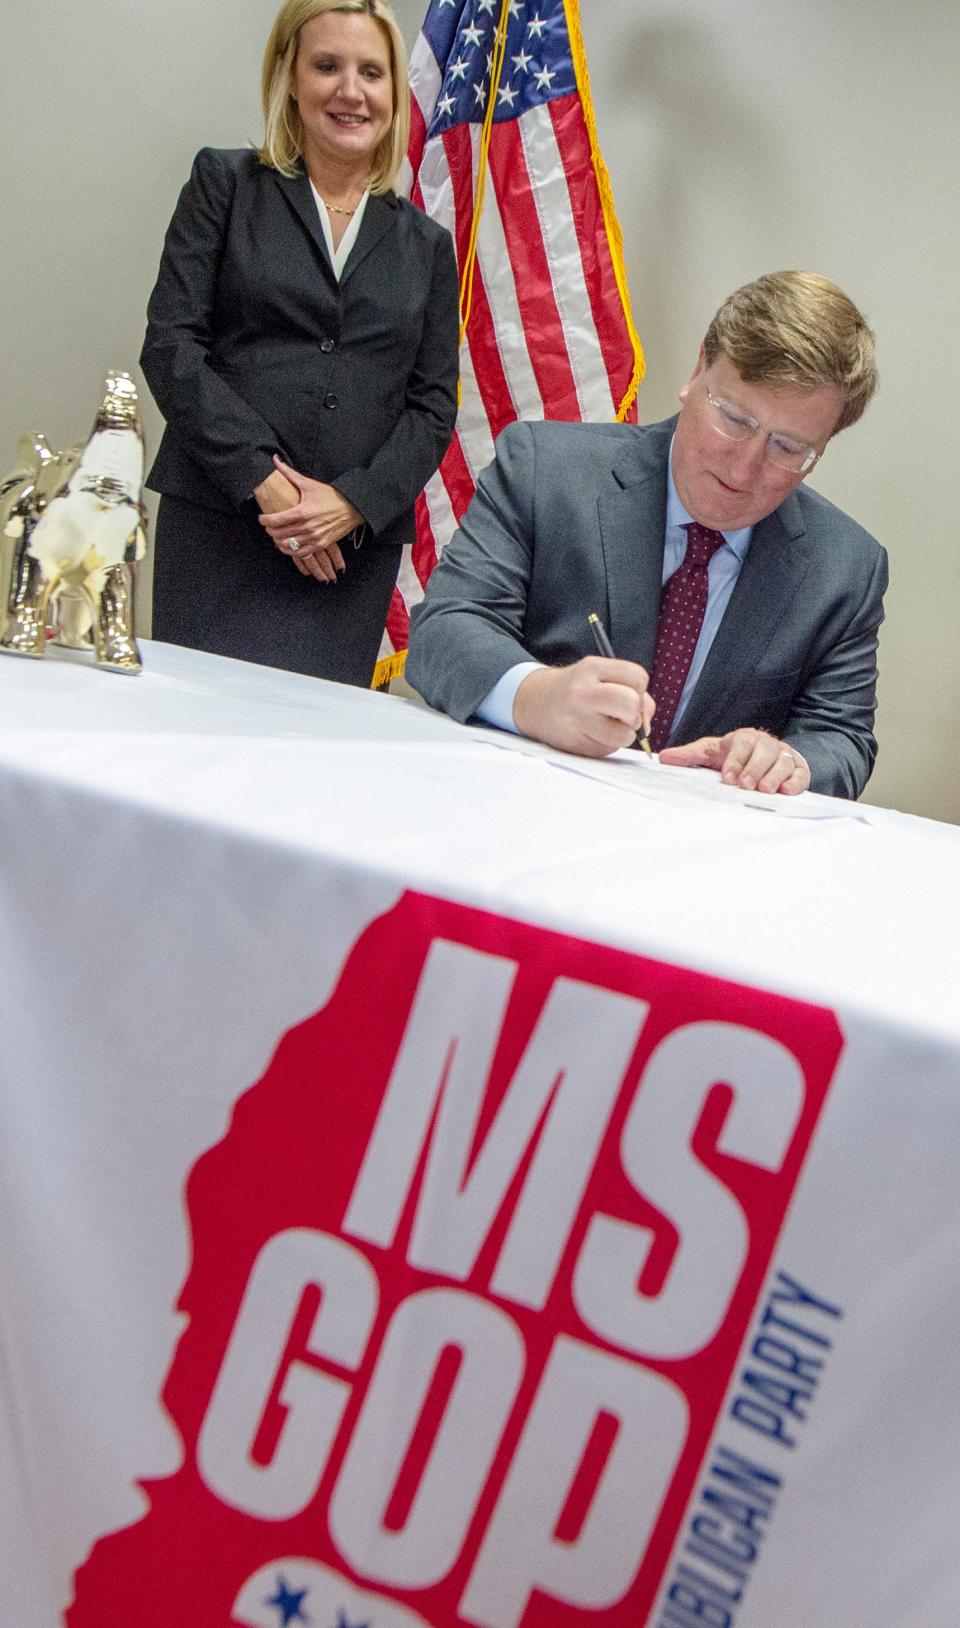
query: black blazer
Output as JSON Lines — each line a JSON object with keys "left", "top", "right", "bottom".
{"left": 140, "top": 147, "right": 459, "bottom": 548}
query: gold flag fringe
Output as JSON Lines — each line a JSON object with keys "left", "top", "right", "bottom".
{"left": 372, "top": 647, "right": 407, "bottom": 690}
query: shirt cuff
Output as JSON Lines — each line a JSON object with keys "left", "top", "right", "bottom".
{"left": 474, "top": 662, "right": 544, "bottom": 734}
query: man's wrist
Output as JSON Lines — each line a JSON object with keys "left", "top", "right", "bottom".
{"left": 474, "top": 661, "right": 544, "bottom": 734}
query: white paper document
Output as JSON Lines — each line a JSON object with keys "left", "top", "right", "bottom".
{"left": 471, "top": 728, "right": 874, "bottom": 821}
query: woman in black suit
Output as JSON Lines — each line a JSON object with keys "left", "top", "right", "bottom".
{"left": 141, "top": 0, "right": 459, "bottom": 686}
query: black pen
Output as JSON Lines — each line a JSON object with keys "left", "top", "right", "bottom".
{"left": 587, "top": 612, "right": 654, "bottom": 756}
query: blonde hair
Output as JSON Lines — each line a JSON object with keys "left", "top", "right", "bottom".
{"left": 703, "top": 271, "right": 878, "bottom": 433}
{"left": 257, "top": 0, "right": 410, "bottom": 193}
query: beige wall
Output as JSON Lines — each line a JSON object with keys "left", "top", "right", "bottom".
{"left": 1, "top": 0, "right": 957, "bottom": 821}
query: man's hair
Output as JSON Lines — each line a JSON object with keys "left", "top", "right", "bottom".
{"left": 257, "top": 0, "right": 409, "bottom": 193}
{"left": 703, "top": 271, "right": 878, "bottom": 433}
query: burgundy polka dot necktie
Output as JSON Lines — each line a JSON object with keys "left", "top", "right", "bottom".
{"left": 648, "top": 522, "right": 726, "bottom": 752}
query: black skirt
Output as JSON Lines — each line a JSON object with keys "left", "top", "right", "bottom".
{"left": 150, "top": 494, "right": 402, "bottom": 687}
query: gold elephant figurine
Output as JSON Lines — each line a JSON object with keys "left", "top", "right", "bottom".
{"left": 0, "top": 372, "right": 148, "bottom": 673}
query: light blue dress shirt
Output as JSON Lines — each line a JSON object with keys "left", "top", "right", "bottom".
{"left": 476, "top": 440, "right": 753, "bottom": 740}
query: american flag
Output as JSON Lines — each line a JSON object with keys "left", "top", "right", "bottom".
{"left": 374, "top": 0, "right": 644, "bottom": 685}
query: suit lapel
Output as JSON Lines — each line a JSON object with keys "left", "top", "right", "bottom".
{"left": 271, "top": 171, "right": 399, "bottom": 288}
{"left": 338, "top": 191, "right": 398, "bottom": 287}
{"left": 678, "top": 489, "right": 813, "bottom": 740}
{"left": 272, "top": 165, "right": 337, "bottom": 282}
{"left": 599, "top": 425, "right": 672, "bottom": 667}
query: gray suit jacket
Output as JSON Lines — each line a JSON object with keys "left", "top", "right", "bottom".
{"left": 141, "top": 147, "right": 459, "bottom": 547}
{"left": 407, "top": 418, "right": 888, "bottom": 798}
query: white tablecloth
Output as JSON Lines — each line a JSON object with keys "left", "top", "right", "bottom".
{"left": 1, "top": 641, "right": 958, "bottom": 1627}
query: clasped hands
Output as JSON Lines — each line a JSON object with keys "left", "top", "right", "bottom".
{"left": 254, "top": 455, "right": 362, "bottom": 583}
{"left": 513, "top": 658, "right": 810, "bottom": 796}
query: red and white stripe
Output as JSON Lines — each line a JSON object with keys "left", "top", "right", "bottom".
{"left": 377, "top": 29, "right": 639, "bottom": 675}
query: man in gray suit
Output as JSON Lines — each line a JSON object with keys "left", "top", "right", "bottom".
{"left": 407, "top": 272, "right": 886, "bottom": 799}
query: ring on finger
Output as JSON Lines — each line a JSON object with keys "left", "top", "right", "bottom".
{"left": 288, "top": 537, "right": 300, "bottom": 552}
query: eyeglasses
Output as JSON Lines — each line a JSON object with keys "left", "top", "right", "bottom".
{"left": 704, "top": 380, "right": 821, "bottom": 475}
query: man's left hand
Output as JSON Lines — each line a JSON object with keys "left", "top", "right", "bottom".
{"left": 659, "top": 729, "right": 811, "bottom": 796}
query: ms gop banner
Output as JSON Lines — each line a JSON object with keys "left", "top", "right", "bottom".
{"left": 67, "top": 891, "right": 842, "bottom": 1626}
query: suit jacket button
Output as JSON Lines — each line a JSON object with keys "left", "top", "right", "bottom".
{"left": 320, "top": 337, "right": 335, "bottom": 353}
{"left": 324, "top": 392, "right": 338, "bottom": 409}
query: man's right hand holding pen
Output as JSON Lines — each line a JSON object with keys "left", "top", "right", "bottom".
{"left": 587, "top": 611, "right": 654, "bottom": 755}
{"left": 513, "top": 657, "right": 656, "bottom": 759}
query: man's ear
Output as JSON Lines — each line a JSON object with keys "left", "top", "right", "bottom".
{"left": 678, "top": 343, "right": 707, "bottom": 405}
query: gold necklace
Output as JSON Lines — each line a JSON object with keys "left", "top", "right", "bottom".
{"left": 320, "top": 197, "right": 357, "bottom": 217}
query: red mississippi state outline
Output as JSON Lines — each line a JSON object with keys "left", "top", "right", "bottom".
{"left": 67, "top": 891, "right": 843, "bottom": 1627}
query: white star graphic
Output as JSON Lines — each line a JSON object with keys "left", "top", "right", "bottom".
{"left": 477, "top": 0, "right": 496, "bottom": 13}
{"left": 438, "top": 0, "right": 458, "bottom": 8}
{"left": 437, "top": 92, "right": 456, "bottom": 117}
{"left": 508, "top": 0, "right": 523, "bottom": 16}
{"left": 462, "top": 22, "right": 484, "bottom": 47}
{"left": 527, "top": 12, "right": 547, "bottom": 37}
{"left": 449, "top": 56, "right": 470, "bottom": 80}
{"left": 534, "top": 64, "right": 556, "bottom": 89}
{"left": 511, "top": 48, "right": 533, "bottom": 73}
{"left": 497, "top": 82, "right": 518, "bottom": 106}
{"left": 473, "top": 81, "right": 488, "bottom": 106}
